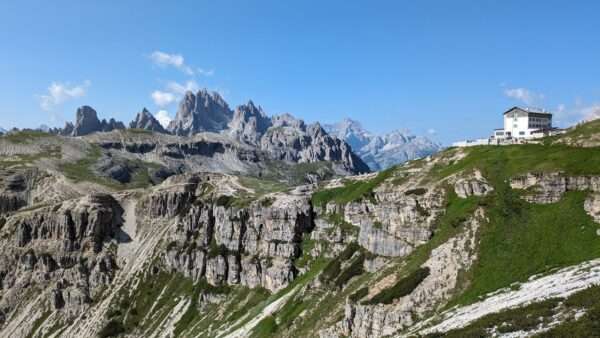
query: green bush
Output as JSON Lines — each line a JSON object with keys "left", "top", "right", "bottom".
{"left": 320, "top": 259, "right": 341, "bottom": 283}
{"left": 321, "top": 242, "right": 363, "bottom": 284}
{"left": 349, "top": 287, "right": 369, "bottom": 302}
{"left": 335, "top": 254, "right": 365, "bottom": 287}
{"left": 215, "top": 195, "right": 234, "bottom": 207}
{"left": 405, "top": 188, "right": 428, "bottom": 196}
{"left": 260, "top": 197, "right": 275, "bottom": 207}
{"left": 339, "top": 242, "right": 360, "bottom": 261}
{"left": 98, "top": 320, "right": 125, "bottom": 338}
{"left": 253, "top": 315, "right": 278, "bottom": 337}
{"left": 365, "top": 267, "right": 430, "bottom": 305}
{"left": 105, "top": 308, "right": 122, "bottom": 319}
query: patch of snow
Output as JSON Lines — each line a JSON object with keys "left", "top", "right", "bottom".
{"left": 411, "top": 259, "right": 600, "bottom": 335}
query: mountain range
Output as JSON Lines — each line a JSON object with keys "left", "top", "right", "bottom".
{"left": 42, "top": 89, "right": 370, "bottom": 176}
{"left": 33, "top": 89, "right": 439, "bottom": 173}
{"left": 324, "top": 118, "right": 442, "bottom": 171}
{"left": 1, "top": 115, "right": 599, "bottom": 337}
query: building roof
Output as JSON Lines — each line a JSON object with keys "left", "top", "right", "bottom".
{"left": 503, "top": 106, "right": 552, "bottom": 116}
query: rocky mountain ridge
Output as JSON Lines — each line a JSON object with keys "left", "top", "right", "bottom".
{"left": 42, "top": 90, "right": 369, "bottom": 175}
{"left": 129, "top": 108, "right": 166, "bottom": 133}
{"left": 324, "top": 118, "right": 442, "bottom": 170}
{"left": 1, "top": 104, "right": 600, "bottom": 338}
{"left": 168, "top": 89, "right": 233, "bottom": 135}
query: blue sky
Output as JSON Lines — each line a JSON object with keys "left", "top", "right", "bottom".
{"left": 1, "top": 0, "right": 600, "bottom": 144}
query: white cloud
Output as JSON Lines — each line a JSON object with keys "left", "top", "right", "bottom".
{"left": 149, "top": 51, "right": 214, "bottom": 77}
{"left": 197, "top": 68, "right": 214, "bottom": 76}
{"left": 39, "top": 80, "right": 91, "bottom": 111}
{"left": 580, "top": 104, "right": 600, "bottom": 121}
{"left": 427, "top": 128, "right": 437, "bottom": 135}
{"left": 150, "top": 51, "right": 194, "bottom": 75}
{"left": 544, "top": 100, "right": 600, "bottom": 127}
{"left": 166, "top": 80, "right": 199, "bottom": 95}
{"left": 504, "top": 87, "right": 544, "bottom": 106}
{"left": 155, "top": 110, "right": 172, "bottom": 128}
{"left": 151, "top": 90, "right": 177, "bottom": 107}
{"left": 150, "top": 80, "right": 202, "bottom": 108}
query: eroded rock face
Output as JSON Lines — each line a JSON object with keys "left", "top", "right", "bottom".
{"left": 129, "top": 108, "right": 167, "bottom": 133}
{"left": 71, "top": 106, "right": 125, "bottom": 136}
{"left": 0, "top": 194, "right": 123, "bottom": 324}
{"left": 324, "top": 208, "right": 482, "bottom": 338}
{"left": 584, "top": 193, "right": 600, "bottom": 224}
{"left": 261, "top": 122, "right": 370, "bottom": 174}
{"left": 150, "top": 174, "right": 312, "bottom": 292}
{"left": 510, "top": 172, "right": 600, "bottom": 203}
{"left": 329, "top": 185, "right": 445, "bottom": 257}
{"left": 454, "top": 171, "right": 493, "bottom": 198}
{"left": 168, "top": 90, "right": 233, "bottom": 135}
{"left": 0, "top": 168, "right": 45, "bottom": 215}
{"left": 229, "top": 101, "right": 272, "bottom": 145}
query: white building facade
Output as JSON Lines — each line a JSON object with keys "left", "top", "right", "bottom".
{"left": 452, "top": 106, "right": 562, "bottom": 147}
{"left": 497, "top": 107, "right": 552, "bottom": 139}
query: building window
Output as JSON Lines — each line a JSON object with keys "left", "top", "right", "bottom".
{"left": 519, "top": 131, "right": 525, "bottom": 135}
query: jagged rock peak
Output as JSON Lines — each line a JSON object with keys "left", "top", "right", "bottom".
{"left": 307, "top": 122, "right": 327, "bottom": 138}
{"left": 129, "top": 108, "right": 167, "bottom": 133}
{"left": 271, "top": 113, "right": 306, "bottom": 130}
{"left": 62, "top": 105, "right": 125, "bottom": 136}
{"left": 229, "top": 100, "right": 273, "bottom": 144}
{"left": 72, "top": 105, "right": 102, "bottom": 136}
{"left": 168, "top": 89, "right": 233, "bottom": 135}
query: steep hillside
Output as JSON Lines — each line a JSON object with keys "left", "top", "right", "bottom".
{"left": 1, "top": 121, "right": 600, "bottom": 338}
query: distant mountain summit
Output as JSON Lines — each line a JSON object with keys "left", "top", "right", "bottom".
{"left": 130, "top": 108, "right": 167, "bottom": 133}
{"left": 168, "top": 89, "right": 233, "bottom": 135}
{"left": 228, "top": 100, "right": 272, "bottom": 145}
{"left": 324, "top": 118, "right": 442, "bottom": 170}
{"left": 52, "top": 105, "right": 126, "bottom": 137}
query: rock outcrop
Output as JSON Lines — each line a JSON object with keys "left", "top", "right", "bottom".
{"left": 229, "top": 101, "right": 272, "bottom": 145}
{"left": 584, "top": 193, "right": 600, "bottom": 224}
{"left": 168, "top": 89, "right": 233, "bottom": 135}
{"left": 129, "top": 108, "right": 167, "bottom": 133}
{"left": 510, "top": 172, "right": 600, "bottom": 203}
{"left": 141, "top": 174, "right": 313, "bottom": 292}
{"left": 0, "top": 168, "right": 46, "bottom": 215}
{"left": 454, "top": 170, "right": 493, "bottom": 198}
{"left": 323, "top": 208, "right": 482, "bottom": 338}
{"left": 324, "top": 184, "right": 445, "bottom": 257}
{"left": 72, "top": 106, "right": 102, "bottom": 136}
{"left": 69, "top": 106, "right": 125, "bottom": 136}
{"left": 0, "top": 193, "right": 122, "bottom": 324}
{"left": 260, "top": 120, "right": 370, "bottom": 174}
